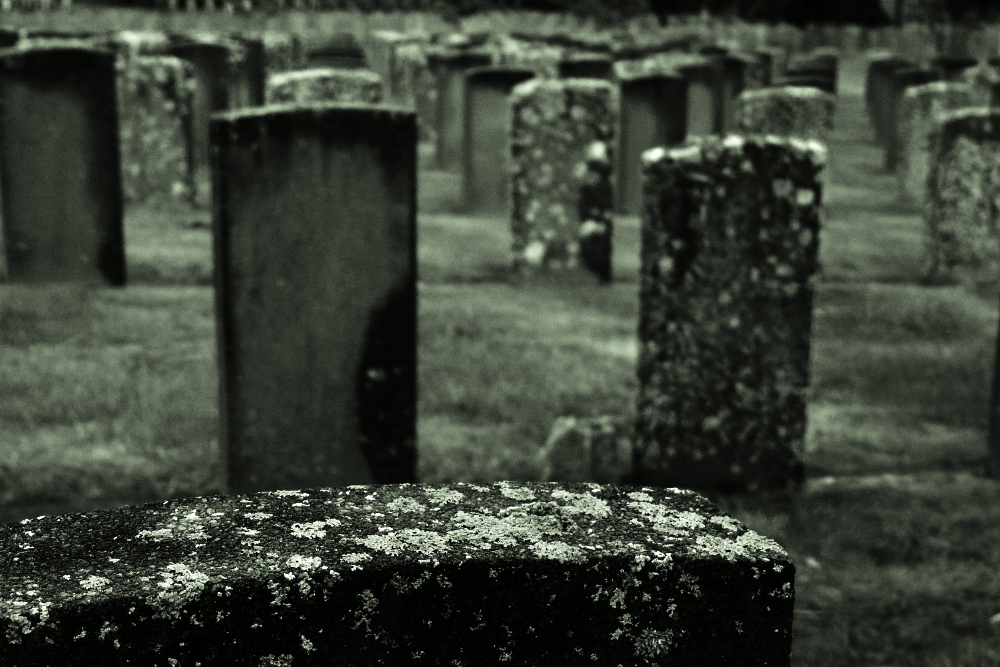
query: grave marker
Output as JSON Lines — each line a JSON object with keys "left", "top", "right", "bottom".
{"left": 461, "top": 66, "right": 536, "bottom": 215}
{"left": 557, "top": 54, "right": 614, "bottom": 80}
{"left": 227, "top": 35, "right": 266, "bottom": 109}
{"left": 735, "top": 86, "right": 836, "bottom": 141}
{"left": 0, "top": 45, "right": 125, "bottom": 285}
{"left": 884, "top": 66, "right": 941, "bottom": 172}
{"left": 615, "top": 73, "right": 689, "bottom": 216}
{"left": 0, "top": 482, "right": 795, "bottom": 666}
{"left": 305, "top": 32, "right": 367, "bottom": 69}
{"left": 211, "top": 104, "right": 417, "bottom": 493}
{"left": 674, "top": 58, "right": 718, "bottom": 136}
{"left": 633, "top": 136, "right": 824, "bottom": 495}
{"left": 428, "top": 48, "right": 493, "bottom": 170}
{"left": 266, "top": 68, "right": 383, "bottom": 104}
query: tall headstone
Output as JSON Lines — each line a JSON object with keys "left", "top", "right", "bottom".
{"left": 864, "top": 55, "right": 916, "bottom": 148}
{"left": 615, "top": 73, "right": 689, "bottom": 216}
{"left": 633, "top": 136, "right": 824, "bottom": 495}
{"left": 884, "top": 67, "right": 941, "bottom": 172}
{"left": 510, "top": 78, "right": 616, "bottom": 282}
{"left": 227, "top": 35, "right": 267, "bottom": 109}
{"left": 305, "top": 32, "right": 367, "bottom": 69}
{"left": 923, "top": 108, "right": 1000, "bottom": 285}
{"left": 0, "top": 45, "right": 125, "bottom": 285}
{"left": 462, "top": 67, "right": 536, "bottom": 215}
{"left": 429, "top": 49, "right": 493, "bottom": 170}
{"left": 674, "top": 59, "right": 718, "bottom": 136}
{"left": 211, "top": 104, "right": 417, "bottom": 494}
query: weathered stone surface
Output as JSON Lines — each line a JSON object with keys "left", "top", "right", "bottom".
{"left": 634, "top": 136, "right": 824, "bottom": 495}
{"left": 923, "top": 108, "right": 1000, "bottom": 285}
{"left": 510, "top": 78, "right": 616, "bottom": 280}
{"left": 735, "top": 86, "right": 836, "bottom": 141}
{"left": 0, "top": 45, "right": 126, "bottom": 286}
{"left": 429, "top": 48, "right": 494, "bottom": 170}
{"left": 865, "top": 54, "right": 917, "bottom": 147}
{"left": 884, "top": 66, "right": 941, "bottom": 172}
{"left": 538, "top": 416, "right": 634, "bottom": 484}
{"left": 897, "top": 81, "right": 974, "bottom": 207}
{"left": 260, "top": 31, "right": 305, "bottom": 79}
{"left": 116, "top": 55, "right": 196, "bottom": 209}
{"left": 957, "top": 61, "right": 1000, "bottom": 106}
{"left": 0, "top": 482, "right": 794, "bottom": 666}
{"left": 266, "top": 67, "right": 383, "bottom": 104}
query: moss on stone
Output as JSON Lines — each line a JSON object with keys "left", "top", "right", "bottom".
{"left": 1, "top": 482, "right": 793, "bottom": 666}
{"left": 266, "top": 67, "right": 384, "bottom": 105}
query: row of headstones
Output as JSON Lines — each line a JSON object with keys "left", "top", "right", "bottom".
{"left": 0, "top": 37, "right": 826, "bottom": 497}
{"left": 865, "top": 52, "right": 1000, "bottom": 284}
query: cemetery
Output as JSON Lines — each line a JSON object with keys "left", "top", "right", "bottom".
{"left": 1, "top": 3, "right": 1000, "bottom": 665}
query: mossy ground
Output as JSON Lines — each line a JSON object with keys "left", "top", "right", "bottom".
{"left": 0, "top": 48, "right": 999, "bottom": 665}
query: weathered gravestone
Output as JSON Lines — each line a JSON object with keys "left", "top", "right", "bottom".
{"left": 116, "top": 55, "right": 197, "bottom": 209}
{"left": 304, "top": 32, "right": 367, "bottom": 69}
{"left": 227, "top": 34, "right": 267, "bottom": 109}
{"left": 461, "top": 66, "right": 536, "bottom": 215}
{"left": 883, "top": 66, "right": 941, "bottom": 172}
{"left": 266, "top": 68, "right": 383, "bottom": 104}
{"left": 211, "top": 104, "right": 417, "bottom": 493}
{"left": 673, "top": 58, "right": 719, "bottom": 136}
{"left": 538, "top": 415, "right": 634, "bottom": 484}
{"left": 428, "top": 48, "right": 493, "bottom": 170}
{"left": 633, "top": 136, "right": 824, "bottom": 495}
{"left": 865, "top": 54, "right": 916, "bottom": 146}
{"left": 897, "top": 81, "right": 974, "bottom": 207}
{"left": 959, "top": 60, "right": 1000, "bottom": 107}
{"left": 735, "top": 86, "right": 836, "bottom": 141}
{"left": 0, "top": 482, "right": 795, "bottom": 666}
{"left": 615, "top": 73, "right": 689, "bottom": 216}
{"left": 510, "top": 78, "right": 616, "bottom": 282}
{"left": 0, "top": 44, "right": 125, "bottom": 285}
{"left": 923, "top": 108, "right": 1000, "bottom": 285}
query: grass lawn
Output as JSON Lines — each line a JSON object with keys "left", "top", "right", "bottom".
{"left": 1, "top": 50, "right": 999, "bottom": 664}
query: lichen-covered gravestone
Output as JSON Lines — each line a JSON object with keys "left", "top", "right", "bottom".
{"left": 735, "top": 86, "right": 836, "bottom": 142}
{"left": 0, "top": 44, "right": 125, "bottom": 285}
{"left": 923, "top": 108, "right": 1000, "bottom": 285}
{"left": 266, "top": 68, "right": 383, "bottom": 104}
{"left": 897, "top": 81, "right": 974, "bottom": 207}
{"left": 116, "top": 55, "right": 196, "bottom": 209}
{"left": 0, "top": 482, "right": 794, "bottom": 666}
{"left": 211, "top": 104, "right": 417, "bottom": 493}
{"left": 510, "top": 78, "right": 616, "bottom": 281}
{"left": 634, "top": 136, "right": 824, "bottom": 494}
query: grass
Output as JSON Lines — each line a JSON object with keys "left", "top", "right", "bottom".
{"left": 1, "top": 50, "right": 1000, "bottom": 664}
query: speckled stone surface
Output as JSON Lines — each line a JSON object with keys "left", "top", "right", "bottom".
{"left": 923, "top": 108, "right": 1000, "bottom": 284}
{"left": 897, "top": 81, "right": 975, "bottom": 207}
{"left": 266, "top": 68, "right": 383, "bottom": 105}
{"left": 116, "top": 55, "right": 196, "bottom": 208}
{"left": 634, "top": 135, "right": 824, "bottom": 495}
{"left": 735, "top": 86, "right": 835, "bottom": 142}
{"left": 510, "top": 78, "right": 617, "bottom": 279}
{"left": 0, "top": 482, "right": 794, "bottom": 666}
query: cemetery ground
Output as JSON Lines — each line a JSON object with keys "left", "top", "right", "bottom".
{"left": 1, "top": 52, "right": 1000, "bottom": 665}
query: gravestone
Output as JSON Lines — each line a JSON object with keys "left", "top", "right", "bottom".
{"left": 0, "top": 45, "right": 125, "bottom": 285}
{"left": 864, "top": 55, "right": 916, "bottom": 147}
{"left": 305, "top": 32, "right": 367, "bottom": 69}
{"left": 116, "top": 55, "right": 196, "bottom": 209}
{"left": 510, "top": 78, "right": 616, "bottom": 281}
{"left": 933, "top": 55, "right": 979, "bottom": 81}
{"left": 538, "top": 416, "right": 634, "bottom": 484}
{"left": 227, "top": 35, "right": 266, "bottom": 109}
{"left": 897, "top": 81, "right": 974, "bottom": 207}
{"left": 615, "top": 73, "right": 689, "bottom": 216}
{"left": 462, "top": 67, "right": 536, "bottom": 215}
{"left": 674, "top": 59, "right": 719, "bottom": 136}
{"left": 0, "top": 482, "right": 795, "bottom": 666}
{"left": 428, "top": 48, "right": 493, "bottom": 170}
{"left": 923, "top": 108, "right": 1000, "bottom": 285}
{"left": 884, "top": 67, "right": 941, "bottom": 172}
{"left": 715, "top": 53, "right": 753, "bottom": 133}
{"left": 735, "top": 86, "right": 836, "bottom": 141}
{"left": 168, "top": 36, "right": 231, "bottom": 208}
{"left": 266, "top": 68, "right": 383, "bottom": 104}
{"left": 633, "top": 136, "right": 824, "bottom": 495}
{"left": 211, "top": 104, "right": 417, "bottom": 493}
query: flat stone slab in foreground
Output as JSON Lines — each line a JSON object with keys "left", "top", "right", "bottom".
{"left": 1, "top": 482, "right": 794, "bottom": 666}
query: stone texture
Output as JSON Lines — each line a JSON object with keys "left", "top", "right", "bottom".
{"left": 884, "top": 66, "right": 941, "bottom": 172}
{"left": 115, "top": 55, "right": 196, "bottom": 209}
{"left": 735, "top": 86, "right": 836, "bottom": 141}
{"left": 923, "top": 108, "right": 1000, "bottom": 285}
{"left": 510, "top": 78, "right": 616, "bottom": 280}
{"left": 897, "top": 81, "right": 975, "bottom": 207}
{"left": 0, "top": 482, "right": 795, "bottom": 666}
{"left": 634, "top": 136, "right": 824, "bottom": 495}
{"left": 538, "top": 416, "right": 634, "bottom": 484}
{"left": 266, "top": 68, "right": 383, "bottom": 104}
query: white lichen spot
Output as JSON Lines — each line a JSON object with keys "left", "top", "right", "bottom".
{"left": 498, "top": 483, "right": 536, "bottom": 501}
{"left": 796, "top": 188, "right": 815, "bottom": 206}
{"left": 657, "top": 256, "right": 674, "bottom": 274}
{"left": 272, "top": 490, "right": 310, "bottom": 498}
{"left": 342, "top": 552, "right": 372, "bottom": 564}
{"left": 579, "top": 220, "right": 607, "bottom": 237}
{"left": 772, "top": 178, "right": 793, "bottom": 199}
{"left": 548, "top": 489, "right": 611, "bottom": 518}
{"left": 709, "top": 515, "right": 743, "bottom": 532}
{"left": 286, "top": 555, "right": 321, "bottom": 571}
{"left": 723, "top": 135, "right": 745, "bottom": 150}
{"left": 290, "top": 521, "right": 334, "bottom": 539}
{"left": 628, "top": 501, "right": 706, "bottom": 535}
{"left": 626, "top": 491, "right": 653, "bottom": 502}
{"left": 259, "top": 654, "right": 293, "bottom": 667}
{"left": 386, "top": 497, "right": 427, "bottom": 513}
{"left": 80, "top": 575, "right": 112, "bottom": 595}
{"left": 148, "top": 564, "right": 210, "bottom": 619}
{"left": 523, "top": 241, "right": 547, "bottom": 265}
{"left": 642, "top": 146, "right": 667, "bottom": 165}
{"left": 529, "top": 540, "right": 586, "bottom": 563}
{"left": 634, "top": 628, "right": 674, "bottom": 659}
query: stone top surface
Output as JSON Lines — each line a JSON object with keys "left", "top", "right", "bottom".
{"left": 935, "top": 105, "right": 998, "bottom": 124}
{"left": 211, "top": 101, "right": 414, "bottom": 124}
{"left": 268, "top": 67, "right": 382, "bottom": 84}
{"left": 510, "top": 75, "right": 615, "bottom": 99}
{"left": 903, "top": 80, "right": 974, "bottom": 97}
{"left": 643, "top": 134, "right": 827, "bottom": 168}
{"left": 740, "top": 85, "right": 836, "bottom": 100}
{"left": 1, "top": 482, "right": 790, "bottom": 641}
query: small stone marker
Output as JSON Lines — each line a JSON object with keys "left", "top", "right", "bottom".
{"left": 211, "top": 104, "right": 417, "bottom": 493}
{"left": 265, "top": 68, "right": 383, "bottom": 104}
{"left": 0, "top": 45, "right": 125, "bottom": 285}
{"left": 429, "top": 48, "right": 493, "bottom": 170}
{"left": 865, "top": 55, "right": 917, "bottom": 148}
{"left": 461, "top": 66, "right": 536, "bottom": 215}
{"left": 538, "top": 415, "right": 634, "bottom": 483}
{"left": 923, "top": 108, "right": 1000, "bottom": 284}
{"left": 615, "top": 73, "right": 689, "bottom": 216}
{"left": 634, "top": 136, "right": 824, "bottom": 495}
{"left": 884, "top": 66, "right": 941, "bottom": 172}
{"left": 897, "top": 81, "right": 974, "bottom": 207}
{"left": 305, "top": 32, "right": 367, "bottom": 69}
{"left": 735, "top": 85, "right": 836, "bottom": 141}
{"left": 509, "top": 78, "right": 616, "bottom": 281}
{"left": 0, "top": 482, "right": 795, "bottom": 666}
{"left": 116, "top": 55, "right": 196, "bottom": 209}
